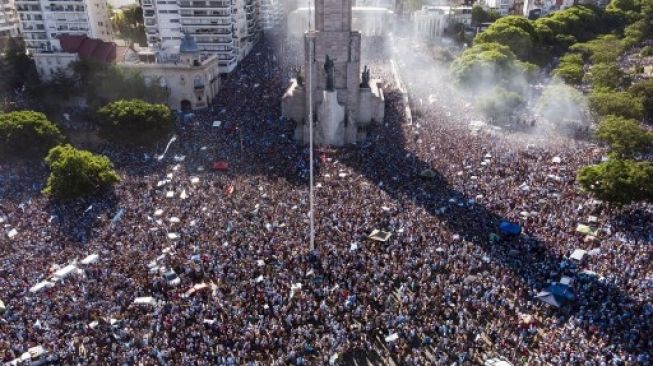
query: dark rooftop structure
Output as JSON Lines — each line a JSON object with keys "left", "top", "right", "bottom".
{"left": 57, "top": 35, "right": 118, "bottom": 63}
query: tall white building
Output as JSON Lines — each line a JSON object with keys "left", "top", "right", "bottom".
{"left": 483, "top": 0, "right": 510, "bottom": 15}
{"left": 260, "top": 0, "right": 282, "bottom": 30}
{"left": 1, "top": 0, "right": 19, "bottom": 38}
{"left": 14, "top": 0, "right": 112, "bottom": 52}
{"left": 142, "top": 0, "right": 262, "bottom": 73}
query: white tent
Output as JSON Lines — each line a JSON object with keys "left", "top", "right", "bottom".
{"left": 570, "top": 249, "right": 587, "bottom": 261}
{"left": 80, "top": 254, "right": 99, "bottom": 265}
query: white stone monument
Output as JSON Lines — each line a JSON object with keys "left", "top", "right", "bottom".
{"left": 281, "top": 0, "right": 385, "bottom": 146}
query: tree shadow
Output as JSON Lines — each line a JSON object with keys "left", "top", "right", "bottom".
{"left": 333, "top": 89, "right": 652, "bottom": 358}
{"left": 44, "top": 190, "right": 119, "bottom": 243}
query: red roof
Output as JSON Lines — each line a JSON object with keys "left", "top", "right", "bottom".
{"left": 57, "top": 35, "right": 118, "bottom": 63}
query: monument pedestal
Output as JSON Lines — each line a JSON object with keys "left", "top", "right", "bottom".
{"left": 317, "top": 90, "right": 346, "bottom": 146}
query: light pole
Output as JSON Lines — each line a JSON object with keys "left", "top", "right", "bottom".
{"left": 308, "top": 0, "right": 315, "bottom": 252}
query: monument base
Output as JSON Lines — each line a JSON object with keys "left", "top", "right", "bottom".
{"left": 317, "top": 90, "right": 346, "bottom": 146}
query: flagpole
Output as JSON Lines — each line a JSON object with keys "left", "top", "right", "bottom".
{"left": 308, "top": 0, "right": 315, "bottom": 252}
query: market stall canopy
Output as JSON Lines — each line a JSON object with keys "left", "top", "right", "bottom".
{"left": 212, "top": 161, "right": 229, "bottom": 171}
{"left": 499, "top": 220, "right": 521, "bottom": 236}
{"left": 368, "top": 229, "right": 392, "bottom": 242}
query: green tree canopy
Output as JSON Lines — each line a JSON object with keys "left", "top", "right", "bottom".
{"left": 583, "top": 62, "right": 625, "bottom": 89}
{"left": 577, "top": 157, "right": 653, "bottom": 205}
{"left": 553, "top": 53, "right": 585, "bottom": 84}
{"left": 474, "top": 17, "right": 536, "bottom": 60}
{"left": 471, "top": 6, "right": 501, "bottom": 25}
{"left": 65, "top": 60, "right": 168, "bottom": 110}
{"left": 595, "top": 115, "right": 653, "bottom": 157}
{"left": 535, "top": 83, "right": 588, "bottom": 121}
{"left": 628, "top": 79, "right": 653, "bottom": 120}
{"left": 43, "top": 144, "right": 120, "bottom": 200}
{"left": 589, "top": 90, "right": 645, "bottom": 120}
{"left": 449, "top": 43, "right": 537, "bottom": 89}
{"left": 0, "top": 111, "right": 65, "bottom": 159}
{"left": 0, "top": 39, "right": 36, "bottom": 96}
{"left": 96, "top": 99, "right": 174, "bottom": 146}
{"left": 569, "top": 35, "right": 626, "bottom": 63}
{"left": 111, "top": 6, "right": 147, "bottom": 46}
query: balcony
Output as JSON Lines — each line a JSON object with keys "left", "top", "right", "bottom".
{"left": 194, "top": 83, "right": 205, "bottom": 91}
{"left": 179, "top": 0, "right": 230, "bottom": 8}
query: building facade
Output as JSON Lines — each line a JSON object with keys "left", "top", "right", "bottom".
{"left": 14, "top": 0, "right": 112, "bottom": 53}
{"left": 120, "top": 34, "right": 220, "bottom": 111}
{"left": 483, "top": 0, "right": 510, "bottom": 15}
{"left": 142, "top": 0, "right": 262, "bottom": 73}
{"left": 1, "top": 0, "right": 19, "bottom": 38}
{"left": 412, "top": 5, "right": 472, "bottom": 41}
{"left": 33, "top": 34, "right": 118, "bottom": 80}
{"left": 259, "top": 0, "right": 281, "bottom": 30}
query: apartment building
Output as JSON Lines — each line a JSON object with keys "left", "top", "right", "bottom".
{"left": 1, "top": 0, "right": 19, "bottom": 38}
{"left": 260, "top": 0, "right": 281, "bottom": 30}
{"left": 14, "top": 0, "right": 112, "bottom": 52}
{"left": 142, "top": 0, "right": 262, "bottom": 73}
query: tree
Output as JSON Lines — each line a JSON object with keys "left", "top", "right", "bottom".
{"left": 553, "top": 53, "right": 585, "bottom": 84}
{"left": 46, "top": 69, "right": 77, "bottom": 102}
{"left": 0, "top": 111, "right": 65, "bottom": 159}
{"left": 569, "top": 35, "right": 625, "bottom": 63}
{"left": 96, "top": 99, "right": 174, "bottom": 146}
{"left": 623, "top": 19, "right": 651, "bottom": 47}
{"left": 111, "top": 5, "right": 147, "bottom": 46}
{"left": 43, "top": 144, "right": 120, "bottom": 200}
{"left": 583, "top": 62, "right": 625, "bottom": 89}
{"left": 0, "top": 39, "right": 38, "bottom": 96}
{"left": 595, "top": 115, "right": 653, "bottom": 157}
{"left": 577, "top": 157, "right": 653, "bottom": 205}
{"left": 628, "top": 79, "right": 653, "bottom": 121}
{"left": 475, "top": 17, "right": 535, "bottom": 61}
{"left": 450, "top": 43, "right": 515, "bottom": 88}
{"left": 471, "top": 6, "right": 500, "bottom": 25}
{"left": 478, "top": 88, "right": 524, "bottom": 119}
{"left": 536, "top": 83, "right": 588, "bottom": 122}
{"left": 640, "top": 45, "right": 653, "bottom": 56}
{"left": 589, "top": 90, "right": 645, "bottom": 120}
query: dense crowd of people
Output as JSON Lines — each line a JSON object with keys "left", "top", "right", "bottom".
{"left": 1, "top": 34, "right": 651, "bottom": 366}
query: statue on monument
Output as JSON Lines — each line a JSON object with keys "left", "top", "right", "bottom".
{"left": 361, "top": 65, "right": 370, "bottom": 88}
{"left": 324, "top": 55, "right": 335, "bottom": 92}
{"left": 296, "top": 67, "right": 304, "bottom": 87}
